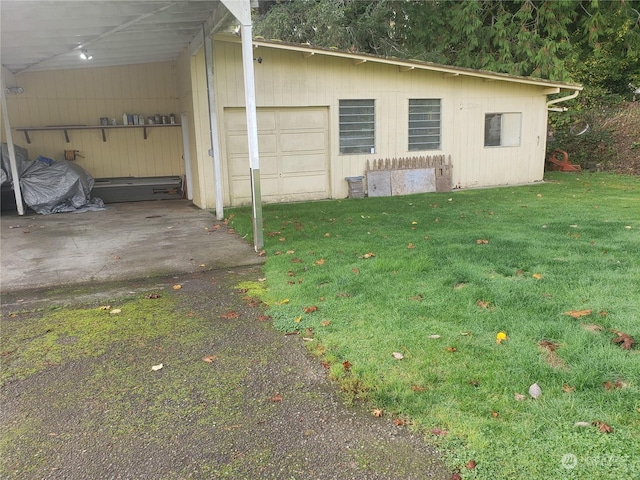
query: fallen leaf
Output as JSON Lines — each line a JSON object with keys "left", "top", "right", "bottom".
{"left": 294, "top": 316, "right": 302, "bottom": 323}
{"left": 532, "top": 273, "right": 543, "bottom": 280}
{"left": 460, "top": 331, "right": 472, "bottom": 336}
{"left": 342, "top": 360, "right": 352, "bottom": 371}
{"left": 496, "top": 331, "right": 508, "bottom": 344}
{"left": 291, "top": 257, "right": 303, "bottom": 263}
{"left": 563, "top": 384, "right": 576, "bottom": 393}
{"left": 430, "top": 427, "right": 448, "bottom": 436}
{"left": 574, "top": 421, "right": 591, "bottom": 428}
{"left": 477, "top": 300, "right": 490, "bottom": 309}
{"left": 611, "top": 331, "right": 636, "bottom": 350}
{"left": 271, "top": 393, "right": 282, "bottom": 402}
{"left": 98, "top": 305, "right": 111, "bottom": 311}
{"left": 407, "top": 243, "right": 416, "bottom": 249}
{"left": 539, "top": 340, "right": 560, "bottom": 351}
{"left": 409, "top": 294, "right": 423, "bottom": 301}
{"left": 360, "top": 252, "right": 376, "bottom": 259}
{"left": 446, "top": 346, "right": 457, "bottom": 352}
{"left": 315, "top": 258, "right": 325, "bottom": 265}
{"left": 393, "top": 418, "right": 406, "bottom": 426}
{"left": 202, "top": 355, "right": 217, "bottom": 363}
{"left": 592, "top": 420, "right": 614, "bottom": 433}
{"left": 199, "top": 263, "right": 207, "bottom": 267}
{"left": 279, "top": 237, "right": 286, "bottom": 242}
{"left": 280, "top": 299, "right": 290, "bottom": 304}
{"left": 465, "top": 459, "right": 477, "bottom": 470}
{"left": 476, "top": 239, "right": 489, "bottom": 244}
{"left": 451, "top": 473, "right": 462, "bottom": 480}
{"left": 112, "top": 255, "right": 121, "bottom": 260}
{"left": 286, "top": 250, "right": 295, "bottom": 254}
{"left": 324, "top": 232, "right": 331, "bottom": 237}
{"left": 172, "top": 284, "right": 182, "bottom": 290}
{"left": 220, "top": 311, "right": 240, "bottom": 319}
{"left": 411, "top": 221, "right": 418, "bottom": 225}
{"left": 564, "top": 309, "right": 592, "bottom": 319}
{"left": 428, "top": 334, "right": 441, "bottom": 339}
{"left": 529, "top": 383, "right": 542, "bottom": 399}
{"left": 320, "top": 361, "right": 330, "bottom": 369}
{"left": 146, "top": 293, "right": 161, "bottom": 299}
{"left": 392, "top": 352, "right": 404, "bottom": 360}
{"left": 372, "top": 408, "right": 384, "bottom": 417}
{"left": 303, "top": 305, "right": 318, "bottom": 314}
{"left": 514, "top": 393, "right": 526, "bottom": 401}
{"left": 468, "top": 380, "right": 479, "bottom": 387}
{"left": 351, "top": 268, "right": 360, "bottom": 274}
{"left": 411, "top": 385, "right": 427, "bottom": 392}
{"left": 151, "top": 363, "right": 163, "bottom": 371}
{"left": 453, "top": 283, "right": 467, "bottom": 290}
{"left": 257, "top": 250, "right": 266, "bottom": 257}
{"left": 110, "top": 309, "right": 122, "bottom": 315}
{"left": 320, "top": 320, "right": 331, "bottom": 326}
{"left": 603, "top": 381, "right": 626, "bottom": 390}
{"left": 491, "top": 411, "right": 499, "bottom": 418}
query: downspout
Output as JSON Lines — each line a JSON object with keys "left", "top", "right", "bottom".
{"left": 547, "top": 90, "right": 580, "bottom": 112}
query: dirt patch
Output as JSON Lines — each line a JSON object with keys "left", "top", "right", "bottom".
{"left": 606, "top": 102, "right": 640, "bottom": 175}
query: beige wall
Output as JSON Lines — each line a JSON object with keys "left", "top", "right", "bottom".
{"left": 3, "top": 62, "right": 183, "bottom": 179}
{"left": 205, "top": 37, "right": 551, "bottom": 205}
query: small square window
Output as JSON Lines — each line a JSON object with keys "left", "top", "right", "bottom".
{"left": 484, "top": 113, "right": 521, "bottom": 147}
{"left": 409, "top": 99, "right": 441, "bottom": 151}
{"left": 339, "top": 100, "right": 375, "bottom": 154}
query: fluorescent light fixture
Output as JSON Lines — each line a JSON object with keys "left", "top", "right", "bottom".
{"left": 80, "top": 49, "right": 93, "bottom": 60}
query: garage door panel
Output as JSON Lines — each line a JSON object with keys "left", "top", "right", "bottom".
{"left": 230, "top": 154, "right": 278, "bottom": 176}
{"left": 227, "top": 134, "right": 277, "bottom": 156}
{"left": 282, "top": 174, "right": 328, "bottom": 195}
{"left": 280, "top": 153, "right": 326, "bottom": 174}
{"left": 225, "top": 107, "right": 329, "bottom": 205}
{"left": 278, "top": 110, "right": 326, "bottom": 130}
{"left": 280, "top": 131, "right": 326, "bottom": 154}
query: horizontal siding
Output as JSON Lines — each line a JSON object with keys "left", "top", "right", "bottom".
{"left": 5, "top": 62, "right": 183, "bottom": 179}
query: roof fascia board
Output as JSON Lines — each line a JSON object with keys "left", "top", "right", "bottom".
{"left": 217, "top": 35, "right": 582, "bottom": 91}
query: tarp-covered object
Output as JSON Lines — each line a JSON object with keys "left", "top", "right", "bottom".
{"left": 1, "top": 143, "right": 104, "bottom": 214}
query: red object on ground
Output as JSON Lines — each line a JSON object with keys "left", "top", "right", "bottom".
{"left": 547, "top": 149, "right": 582, "bottom": 172}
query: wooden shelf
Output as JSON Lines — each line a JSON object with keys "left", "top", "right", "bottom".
{"left": 14, "top": 123, "right": 181, "bottom": 144}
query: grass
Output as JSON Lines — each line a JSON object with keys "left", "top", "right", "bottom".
{"left": 227, "top": 172, "right": 640, "bottom": 479}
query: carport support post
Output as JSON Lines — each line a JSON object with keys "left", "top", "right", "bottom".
{"left": 1, "top": 78, "right": 25, "bottom": 215}
{"left": 240, "top": 23, "right": 263, "bottom": 251}
{"left": 203, "top": 30, "right": 225, "bottom": 221}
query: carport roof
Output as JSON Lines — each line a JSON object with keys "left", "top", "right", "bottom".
{"left": 1, "top": 0, "right": 245, "bottom": 75}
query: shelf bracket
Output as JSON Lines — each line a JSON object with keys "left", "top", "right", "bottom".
{"left": 23, "top": 131, "right": 31, "bottom": 144}
{"left": 101, "top": 128, "right": 106, "bottom": 142}
{"left": 63, "top": 129, "right": 70, "bottom": 143}
{"left": 143, "top": 127, "right": 148, "bottom": 140}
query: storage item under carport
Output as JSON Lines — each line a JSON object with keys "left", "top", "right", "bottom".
{"left": 92, "top": 176, "right": 183, "bottom": 203}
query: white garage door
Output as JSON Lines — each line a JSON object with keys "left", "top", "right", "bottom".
{"left": 225, "top": 107, "right": 329, "bottom": 205}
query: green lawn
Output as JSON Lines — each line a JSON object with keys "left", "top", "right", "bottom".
{"left": 228, "top": 172, "right": 640, "bottom": 479}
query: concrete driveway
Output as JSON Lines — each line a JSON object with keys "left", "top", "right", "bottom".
{"left": 0, "top": 200, "right": 263, "bottom": 293}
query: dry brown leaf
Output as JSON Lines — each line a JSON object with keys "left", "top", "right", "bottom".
{"left": 451, "top": 473, "right": 462, "bottom": 480}
{"left": 98, "top": 305, "right": 111, "bottom": 311}
{"left": 392, "top": 352, "right": 404, "bottom": 360}
{"left": 465, "top": 459, "right": 477, "bottom": 470}
{"left": 446, "top": 346, "right": 457, "bottom": 353}
{"left": 303, "top": 305, "right": 318, "bottom": 314}
{"left": 372, "top": 408, "right": 383, "bottom": 417}
{"left": 563, "top": 384, "right": 576, "bottom": 393}
{"left": 430, "top": 427, "right": 448, "bottom": 436}
{"left": 146, "top": 293, "right": 161, "bottom": 299}
{"left": 315, "top": 258, "right": 325, "bottom": 265}
{"left": 514, "top": 393, "right": 526, "bottom": 401}
{"left": 220, "top": 311, "right": 240, "bottom": 320}
{"left": 581, "top": 323, "right": 603, "bottom": 333}
{"left": 257, "top": 315, "right": 271, "bottom": 322}
{"left": 564, "top": 309, "right": 592, "bottom": 319}
{"left": 393, "top": 418, "right": 406, "bottom": 426}
{"left": 342, "top": 360, "right": 352, "bottom": 371}
{"left": 361, "top": 252, "right": 376, "bottom": 259}
{"left": 476, "top": 239, "right": 489, "bottom": 245}
{"left": 411, "top": 385, "right": 427, "bottom": 392}
{"left": 202, "top": 355, "right": 217, "bottom": 363}
{"left": 539, "top": 340, "right": 560, "bottom": 351}
{"left": 476, "top": 300, "right": 490, "bottom": 309}
{"left": 172, "top": 284, "right": 182, "bottom": 290}
{"left": 407, "top": 243, "right": 416, "bottom": 249}
{"left": 491, "top": 411, "right": 499, "bottom": 418}
{"left": 409, "top": 294, "right": 423, "bottom": 301}
{"left": 258, "top": 250, "right": 266, "bottom": 257}
{"left": 351, "top": 268, "right": 360, "bottom": 274}
{"left": 592, "top": 420, "right": 614, "bottom": 433}
{"left": 611, "top": 331, "right": 636, "bottom": 350}
{"left": 320, "top": 320, "right": 331, "bottom": 327}
{"left": 271, "top": 393, "right": 282, "bottom": 403}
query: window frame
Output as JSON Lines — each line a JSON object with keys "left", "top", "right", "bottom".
{"left": 484, "top": 112, "right": 522, "bottom": 147}
{"left": 339, "top": 99, "right": 376, "bottom": 155}
{"left": 408, "top": 98, "right": 442, "bottom": 151}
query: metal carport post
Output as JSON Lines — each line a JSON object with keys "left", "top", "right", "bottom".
{"left": 214, "top": 0, "right": 263, "bottom": 251}
{"left": 1, "top": 76, "right": 25, "bottom": 215}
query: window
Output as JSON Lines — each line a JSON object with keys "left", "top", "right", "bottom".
{"left": 484, "top": 113, "right": 521, "bottom": 147}
{"left": 408, "top": 99, "right": 441, "bottom": 150}
{"left": 339, "top": 99, "right": 375, "bottom": 154}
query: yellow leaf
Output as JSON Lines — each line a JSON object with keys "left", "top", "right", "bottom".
{"left": 411, "top": 221, "right": 418, "bottom": 225}
{"left": 110, "top": 308, "right": 122, "bottom": 315}
{"left": 315, "top": 258, "right": 325, "bottom": 265}
{"left": 294, "top": 316, "right": 302, "bottom": 323}
{"left": 280, "top": 299, "right": 290, "bottom": 304}
{"left": 532, "top": 273, "right": 543, "bottom": 280}
{"left": 173, "top": 284, "right": 182, "bottom": 290}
